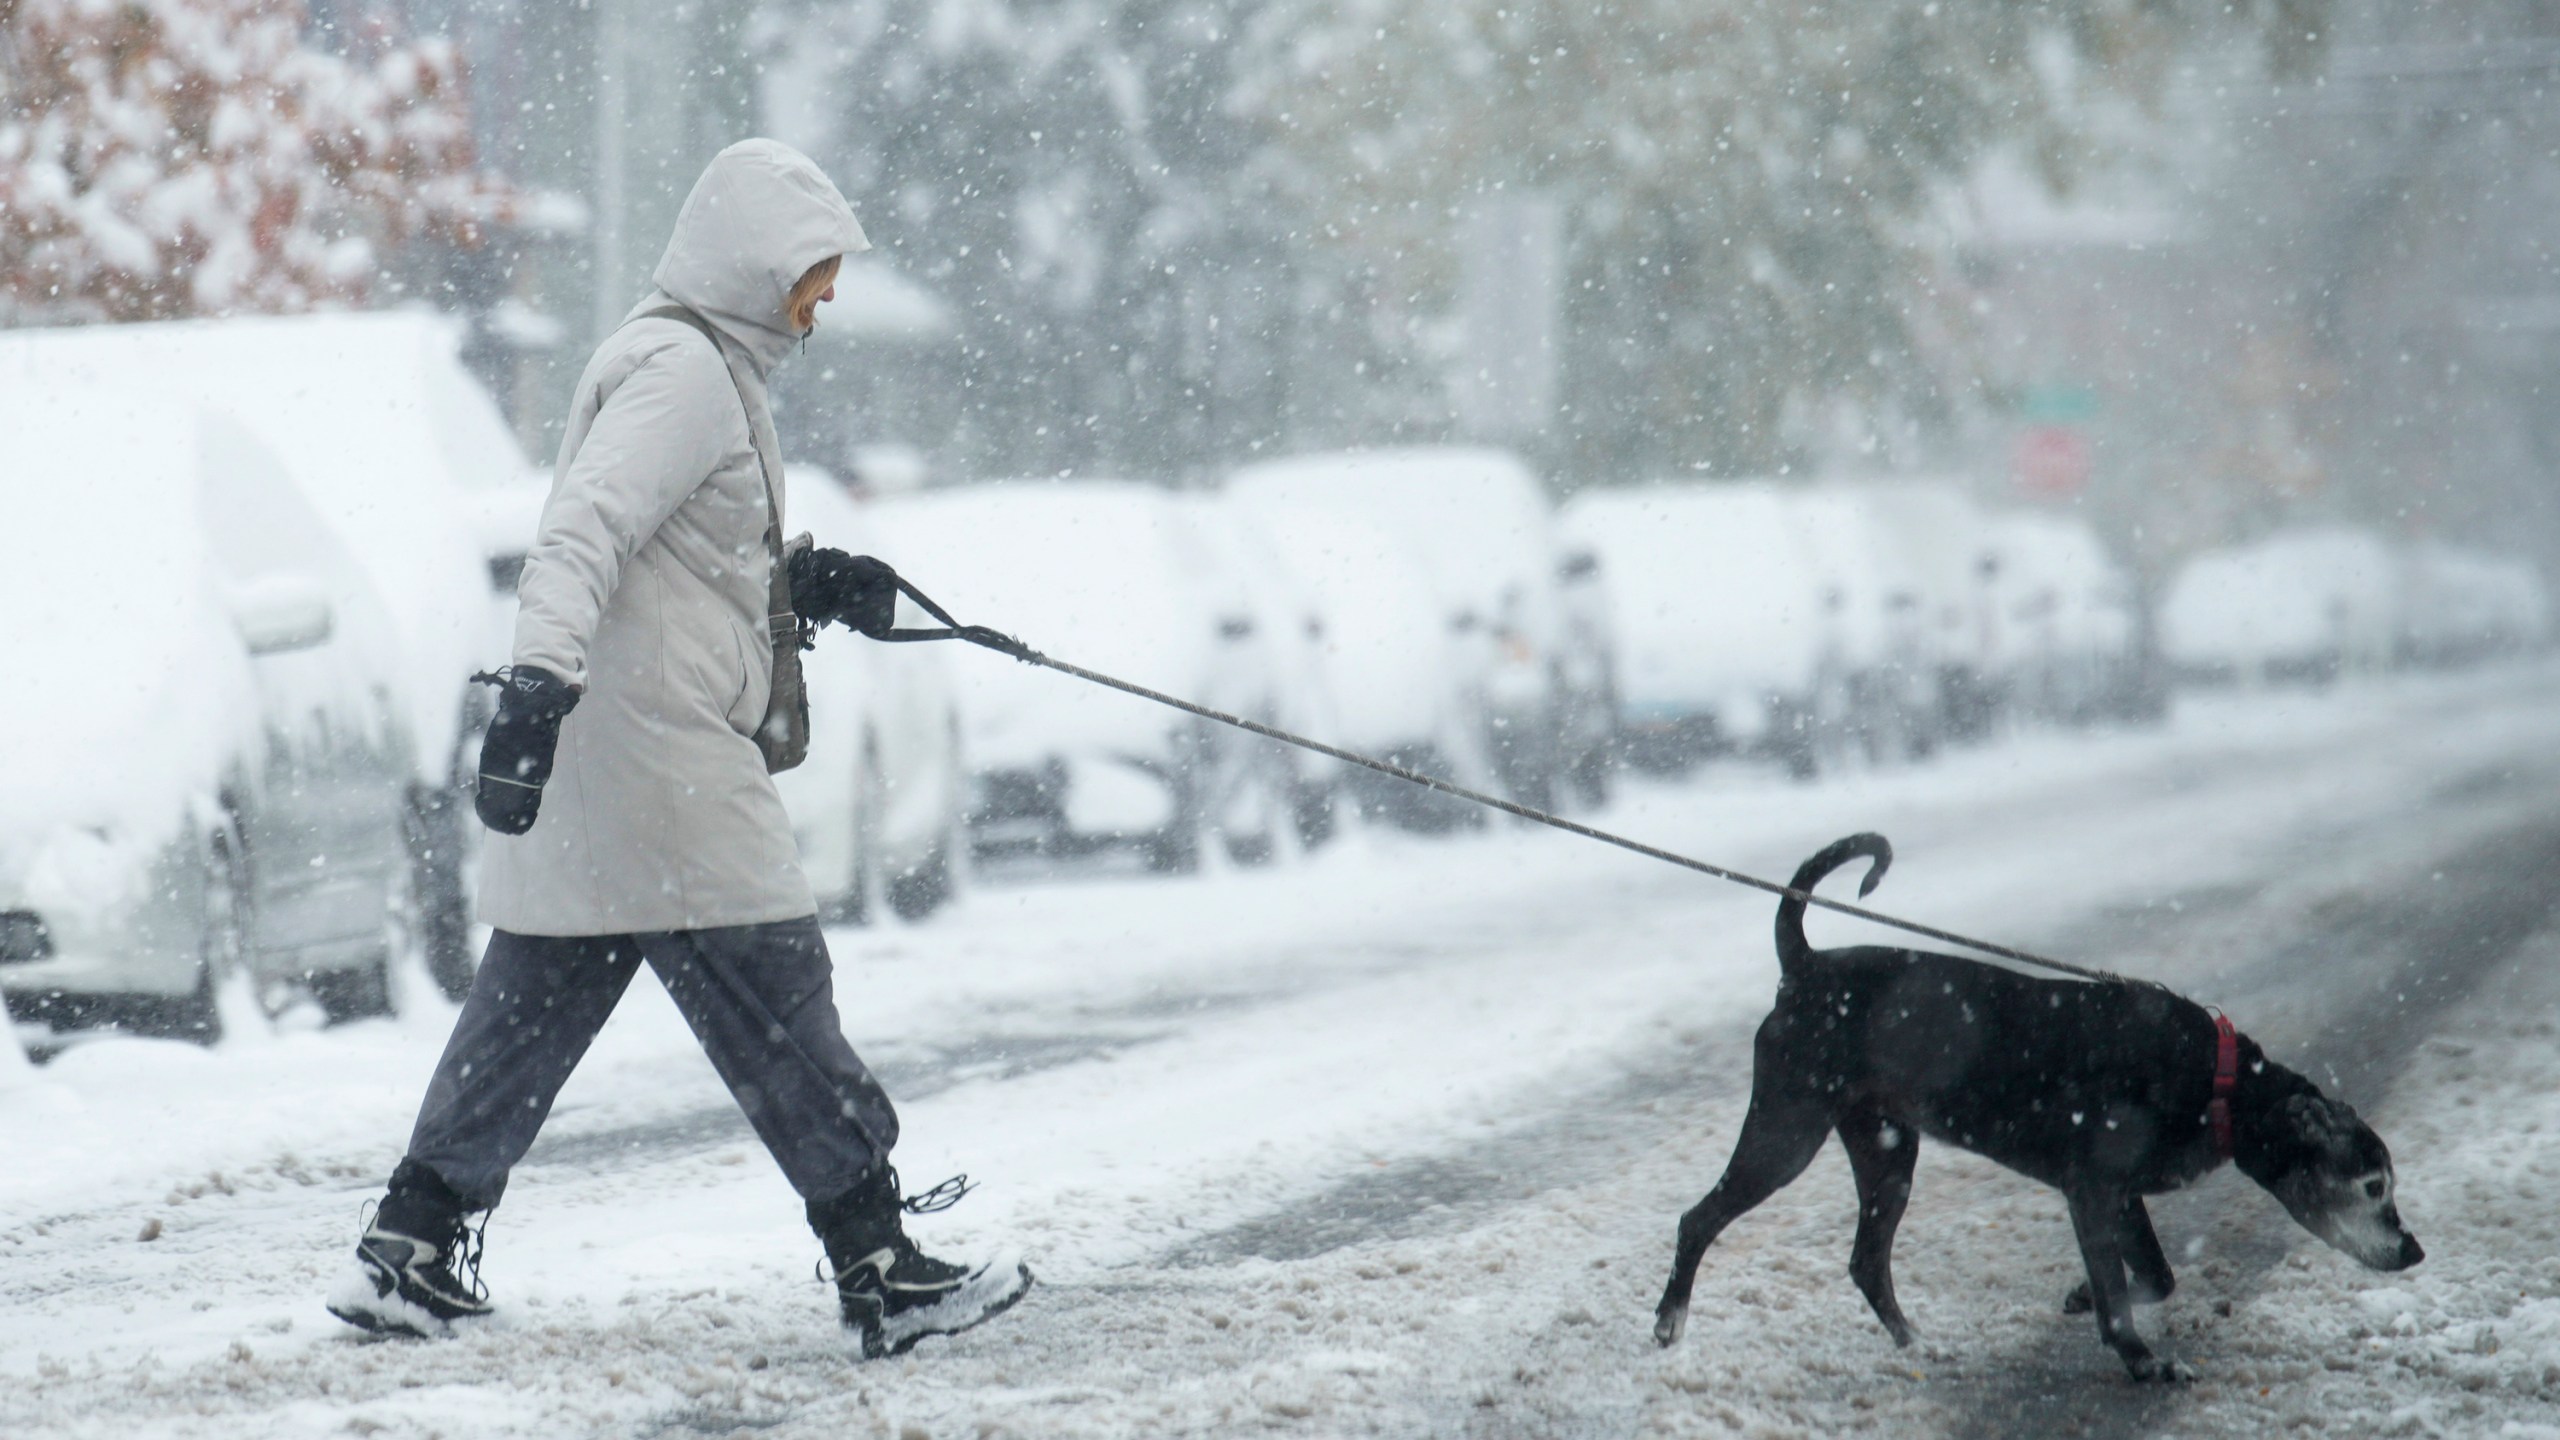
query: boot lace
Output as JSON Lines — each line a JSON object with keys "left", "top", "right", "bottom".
{"left": 445, "top": 1213, "right": 491, "bottom": 1305}
{"left": 898, "top": 1169, "right": 974, "bottom": 1214}
{"left": 368, "top": 1196, "right": 489, "bottom": 1304}
{"left": 814, "top": 1169, "right": 975, "bottom": 1286}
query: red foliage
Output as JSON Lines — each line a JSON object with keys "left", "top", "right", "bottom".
{"left": 0, "top": 0, "right": 527, "bottom": 322}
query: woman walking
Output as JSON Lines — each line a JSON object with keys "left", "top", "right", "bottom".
{"left": 326, "top": 139, "right": 1029, "bottom": 1360}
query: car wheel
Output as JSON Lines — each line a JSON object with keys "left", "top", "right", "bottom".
{"left": 308, "top": 951, "right": 393, "bottom": 1025}
{"left": 408, "top": 781, "right": 476, "bottom": 1001}
{"left": 833, "top": 740, "right": 889, "bottom": 925}
{"left": 1773, "top": 700, "right": 1820, "bottom": 783}
{"left": 1570, "top": 744, "right": 1612, "bottom": 808}
{"left": 887, "top": 841, "right": 952, "bottom": 921}
{"left": 313, "top": 826, "right": 409, "bottom": 1026}
{"left": 1291, "top": 779, "right": 1337, "bottom": 850}
{"left": 1216, "top": 744, "right": 1285, "bottom": 867}
{"left": 160, "top": 825, "right": 250, "bottom": 1044}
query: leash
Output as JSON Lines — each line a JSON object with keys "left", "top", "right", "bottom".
{"left": 877, "top": 578, "right": 2123, "bottom": 985}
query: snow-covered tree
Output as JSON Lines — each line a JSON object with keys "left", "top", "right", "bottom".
{"left": 1237, "top": 0, "right": 2329, "bottom": 480}
{"left": 759, "top": 0, "right": 2322, "bottom": 479}
{"left": 771, "top": 0, "right": 1292, "bottom": 476}
{"left": 0, "top": 0, "right": 525, "bottom": 323}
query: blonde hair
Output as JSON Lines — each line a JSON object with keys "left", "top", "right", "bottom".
{"left": 786, "top": 255, "right": 842, "bottom": 333}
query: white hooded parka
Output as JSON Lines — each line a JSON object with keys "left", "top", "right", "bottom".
{"left": 478, "top": 140, "right": 870, "bottom": 936}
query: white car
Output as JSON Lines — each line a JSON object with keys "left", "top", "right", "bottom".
{"left": 1180, "top": 493, "right": 1348, "bottom": 847}
{"left": 1550, "top": 541, "right": 1621, "bottom": 805}
{"left": 2397, "top": 543, "right": 2551, "bottom": 667}
{"left": 1228, "top": 447, "right": 1574, "bottom": 808}
{"left": 1779, "top": 488, "right": 1938, "bottom": 763}
{"left": 0, "top": 388, "right": 417, "bottom": 1044}
{"left": 0, "top": 313, "right": 522, "bottom": 996}
{"left": 775, "top": 470, "right": 970, "bottom": 920}
{"left": 873, "top": 481, "right": 1286, "bottom": 871}
{"left": 2161, "top": 526, "right": 2400, "bottom": 685}
{"left": 1561, "top": 483, "right": 1835, "bottom": 778}
{"left": 1982, "top": 510, "right": 2145, "bottom": 725}
{"left": 1211, "top": 500, "right": 1488, "bottom": 832}
{"left": 1815, "top": 478, "right": 2002, "bottom": 743}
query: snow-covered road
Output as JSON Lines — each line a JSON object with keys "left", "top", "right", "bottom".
{"left": 8, "top": 666, "right": 2560, "bottom": 1438}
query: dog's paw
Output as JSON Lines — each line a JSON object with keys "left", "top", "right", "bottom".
{"left": 2124, "top": 1353, "right": 2198, "bottom": 1385}
{"left": 2062, "top": 1282, "right": 2092, "bottom": 1315}
{"left": 1652, "top": 1306, "right": 1687, "bottom": 1348}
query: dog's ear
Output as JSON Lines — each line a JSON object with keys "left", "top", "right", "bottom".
{"left": 2278, "top": 1093, "right": 2371, "bottom": 1165}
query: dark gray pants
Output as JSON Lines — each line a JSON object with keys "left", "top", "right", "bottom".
{"left": 404, "top": 918, "right": 897, "bottom": 1212}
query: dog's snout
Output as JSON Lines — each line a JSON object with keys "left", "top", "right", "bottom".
{"left": 2393, "top": 1234, "right": 2425, "bottom": 1270}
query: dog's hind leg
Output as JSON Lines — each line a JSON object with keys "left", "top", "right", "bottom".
{"left": 1653, "top": 1089, "right": 1833, "bottom": 1347}
{"left": 2062, "top": 1195, "right": 2176, "bottom": 1313}
{"left": 1838, "top": 1107, "right": 1919, "bottom": 1347}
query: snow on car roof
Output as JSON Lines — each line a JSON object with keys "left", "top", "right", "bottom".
{"left": 872, "top": 479, "right": 1238, "bottom": 759}
{"left": 1226, "top": 447, "right": 1563, "bottom": 644}
{"left": 0, "top": 390, "right": 288, "bottom": 854}
{"left": 0, "top": 311, "right": 524, "bottom": 774}
{"left": 1560, "top": 482, "right": 1831, "bottom": 701}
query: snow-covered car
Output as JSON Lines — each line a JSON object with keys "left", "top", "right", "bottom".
{"left": 1180, "top": 493, "right": 1348, "bottom": 847}
{"left": 2160, "top": 526, "right": 2401, "bottom": 685}
{"left": 2397, "top": 543, "right": 2551, "bottom": 668}
{"left": 1227, "top": 447, "right": 1574, "bottom": 808}
{"left": 1559, "top": 483, "right": 1836, "bottom": 778}
{"left": 1815, "top": 478, "right": 2002, "bottom": 742}
{"left": 0, "top": 313, "right": 522, "bottom": 996}
{"left": 873, "top": 480, "right": 1286, "bottom": 871}
{"left": 1, "top": 388, "right": 418, "bottom": 1045}
{"left": 1982, "top": 510, "right": 2145, "bottom": 725}
{"left": 1211, "top": 500, "right": 1489, "bottom": 832}
{"left": 775, "top": 470, "right": 970, "bottom": 920}
{"left": 1779, "top": 488, "right": 1939, "bottom": 763}
{"left": 1551, "top": 543, "right": 1620, "bottom": 805}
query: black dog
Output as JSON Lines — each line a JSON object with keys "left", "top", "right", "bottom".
{"left": 1652, "top": 833, "right": 2423, "bottom": 1381}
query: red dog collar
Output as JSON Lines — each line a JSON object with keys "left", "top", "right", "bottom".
{"left": 2208, "top": 1010, "right": 2238, "bottom": 1160}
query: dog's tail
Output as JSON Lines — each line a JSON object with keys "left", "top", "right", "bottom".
{"left": 1776, "top": 832, "right": 1893, "bottom": 972}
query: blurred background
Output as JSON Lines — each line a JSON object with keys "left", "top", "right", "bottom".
{"left": 17, "top": 12, "right": 2560, "bottom": 1433}
{"left": 4, "top": 0, "right": 2559, "bottom": 1046}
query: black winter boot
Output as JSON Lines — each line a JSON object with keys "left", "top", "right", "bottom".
{"left": 811, "top": 1166, "right": 1031, "bottom": 1359}
{"left": 325, "top": 1159, "right": 493, "bottom": 1338}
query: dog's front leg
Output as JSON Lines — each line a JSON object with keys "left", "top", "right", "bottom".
{"left": 1654, "top": 1092, "right": 1832, "bottom": 1346}
{"left": 2065, "top": 1186, "right": 2188, "bottom": 1383}
{"left": 2063, "top": 1195, "right": 2177, "bottom": 1313}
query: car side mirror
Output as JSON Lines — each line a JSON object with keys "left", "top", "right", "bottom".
{"left": 1217, "top": 616, "right": 1256, "bottom": 642}
{"left": 226, "top": 575, "right": 335, "bottom": 656}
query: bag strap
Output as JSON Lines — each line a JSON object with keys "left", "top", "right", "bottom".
{"left": 629, "top": 305, "right": 800, "bottom": 641}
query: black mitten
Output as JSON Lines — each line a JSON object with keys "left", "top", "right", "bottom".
{"left": 472, "top": 666, "right": 581, "bottom": 835}
{"left": 787, "top": 548, "right": 900, "bottom": 638}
